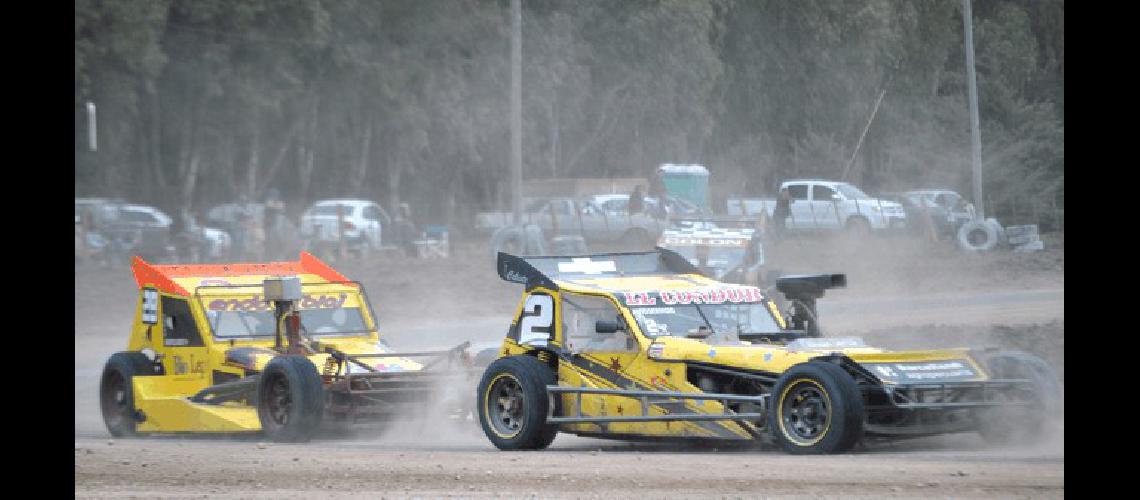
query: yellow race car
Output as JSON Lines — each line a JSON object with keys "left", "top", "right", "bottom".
{"left": 476, "top": 249, "right": 1061, "bottom": 454}
{"left": 99, "top": 252, "right": 476, "bottom": 442}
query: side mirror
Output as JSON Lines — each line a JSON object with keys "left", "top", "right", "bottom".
{"left": 831, "top": 193, "right": 844, "bottom": 201}
{"left": 595, "top": 320, "right": 621, "bottom": 334}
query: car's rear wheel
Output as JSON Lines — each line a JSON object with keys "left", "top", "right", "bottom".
{"left": 477, "top": 355, "right": 558, "bottom": 450}
{"left": 768, "top": 361, "right": 864, "bottom": 454}
{"left": 100, "top": 352, "right": 158, "bottom": 437}
{"left": 257, "top": 356, "right": 325, "bottom": 443}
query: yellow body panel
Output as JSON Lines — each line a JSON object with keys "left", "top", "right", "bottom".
{"left": 496, "top": 273, "right": 988, "bottom": 441}
{"left": 118, "top": 267, "right": 422, "bottom": 434}
{"left": 133, "top": 377, "right": 260, "bottom": 433}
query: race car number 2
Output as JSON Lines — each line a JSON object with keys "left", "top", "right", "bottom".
{"left": 518, "top": 294, "right": 554, "bottom": 346}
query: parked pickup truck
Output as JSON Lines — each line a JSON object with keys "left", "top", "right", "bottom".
{"left": 475, "top": 197, "right": 666, "bottom": 246}
{"left": 726, "top": 179, "right": 907, "bottom": 233}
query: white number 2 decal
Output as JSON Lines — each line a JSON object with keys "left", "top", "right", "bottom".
{"left": 518, "top": 294, "right": 554, "bottom": 346}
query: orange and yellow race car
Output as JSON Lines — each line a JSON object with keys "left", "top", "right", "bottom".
{"left": 99, "top": 252, "right": 476, "bottom": 442}
{"left": 476, "top": 249, "right": 1062, "bottom": 454}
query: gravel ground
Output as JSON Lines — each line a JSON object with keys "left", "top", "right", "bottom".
{"left": 75, "top": 235, "right": 1064, "bottom": 498}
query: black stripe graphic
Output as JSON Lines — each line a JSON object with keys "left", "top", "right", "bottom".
{"left": 557, "top": 352, "right": 749, "bottom": 440}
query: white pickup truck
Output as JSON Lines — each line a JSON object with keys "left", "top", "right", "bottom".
{"left": 476, "top": 197, "right": 666, "bottom": 247}
{"left": 726, "top": 179, "right": 907, "bottom": 233}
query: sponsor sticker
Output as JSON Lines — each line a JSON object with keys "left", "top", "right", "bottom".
{"left": 557, "top": 258, "right": 617, "bottom": 274}
{"left": 647, "top": 343, "right": 665, "bottom": 359}
{"left": 206, "top": 293, "right": 348, "bottom": 312}
{"left": 620, "top": 287, "right": 765, "bottom": 306}
{"left": 864, "top": 360, "right": 978, "bottom": 382}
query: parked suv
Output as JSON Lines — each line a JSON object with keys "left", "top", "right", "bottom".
{"left": 727, "top": 180, "right": 907, "bottom": 234}
{"left": 300, "top": 199, "right": 391, "bottom": 255}
{"left": 879, "top": 189, "right": 975, "bottom": 238}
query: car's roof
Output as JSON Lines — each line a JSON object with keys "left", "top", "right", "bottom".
{"left": 556, "top": 273, "right": 726, "bottom": 295}
{"left": 784, "top": 179, "right": 857, "bottom": 187}
{"left": 592, "top": 194, "right": 628, "bottom": 201}
{"left": 132, "top": 251, "right": 352, "bottom": 297}
{"left": 660, "top": 227, "right": 754, "bottom": 242}
{"left": 120, "top": 203, "right": 163, "bottom": 212}
{"left": 313, "top": 199, "right": 377, "bottom": 206}
{"left": 906, "top": 189, "right": 959, "bottom": 195}
{"left": 75, "top": 197, "right": 122, "bottom": 204}
{"left": 498, "top": 251, "right": 769, "bottom": 302}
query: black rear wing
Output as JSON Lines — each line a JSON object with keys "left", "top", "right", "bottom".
{"left": 496, "top": 248, "right": 701, "bottom": 290}
{"left": 774, "top": 273, "right": 846, "bottom": 336}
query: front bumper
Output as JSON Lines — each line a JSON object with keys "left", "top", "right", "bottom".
{"left": 861, "top": 379, "right": 1037, "bottom": 437}
{"left": 868, "top": 379, "right": 1035, "bottom": 410}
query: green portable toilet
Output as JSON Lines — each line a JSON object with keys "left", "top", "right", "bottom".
{"left": 657, "top": 164, "right": 710, "bottom": 209}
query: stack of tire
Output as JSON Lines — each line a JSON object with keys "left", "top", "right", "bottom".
{"left": 956, "top": 218, "right": 1005, "bottom": 252}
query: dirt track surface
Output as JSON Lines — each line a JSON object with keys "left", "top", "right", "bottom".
{"left": 75, "top": 235, "right": 1064, "bottom": 498}
{"left": 75, "top": 433, "right": 1063, "bottom": 498}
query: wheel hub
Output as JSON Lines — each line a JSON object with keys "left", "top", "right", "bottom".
{"left": 488, "top": 376, "right": 524, "bottom": 436}
{"left": 782, "top": 384, "right": 830, "bottom": 443}
{"left": 266, "top": 376, "right": 292, "bottom": 426}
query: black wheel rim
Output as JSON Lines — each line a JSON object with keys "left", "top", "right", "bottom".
{"left": 488, "top": 375, "right": 525, "bottom": 437}
{"left": 265, "top": 374, "right": 292, "bottom": 428}
{"left": 101, "top": 371, "right": 130, "bottom": 429}
{"left": 781, "top": 382, "right": 830, "bottom": 444}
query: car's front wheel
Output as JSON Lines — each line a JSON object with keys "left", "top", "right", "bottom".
{"left": 257, "top": 356, "right": 326, "bottom": 442}
{"left": 768, "top": 361, "right": 864, "bottom": 454}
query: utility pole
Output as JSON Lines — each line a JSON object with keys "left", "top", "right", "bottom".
{"left": 962, "top": 0, "right": 985, "bottom": 219}
{"left": 87, "top": 101, "right": 98, "bottom": 152}
{"left": 510, "top": 0, "right": 522, "bottom": 225}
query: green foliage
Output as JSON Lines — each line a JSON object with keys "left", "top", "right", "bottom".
{"left": 75, "top": 0, "right": 1063, "bottom": 229}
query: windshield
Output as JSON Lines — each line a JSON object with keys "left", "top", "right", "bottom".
{"left": 311, "top": 204, "right": 354, "bottom": 217}
{"left": 630, "top": 302, "right": 782, "bottom": 343}
{"left": 206, "top": 306, "right": 370, "bottom": 339}
{"left": 836, "top": 183, "right": 872, "bottom": 200}
{"left": 666, "top": 246, "right": 747, "bottom": 275}
{"left": 197, "top": 285, "right": 375, "bottom": 339}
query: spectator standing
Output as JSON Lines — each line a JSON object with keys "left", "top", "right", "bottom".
{"left": 395, "top": 203, "right": 418, "bottom": 257}
{"left": 628, "top": 185, "right": 645, "bottom": 215}
{"left": 264, "top": 196, "right": 286, "bottom": 260}
{"left": 772, "top": 188, "right": 791, "bottom": 240}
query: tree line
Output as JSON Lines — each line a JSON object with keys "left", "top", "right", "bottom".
{"left": 75, "top": 0, "right": 1063, "bottom": 231}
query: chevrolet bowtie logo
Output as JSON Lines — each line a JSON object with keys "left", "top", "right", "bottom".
{"left": 557, "top": 257, "right": 617, "bottom": 274}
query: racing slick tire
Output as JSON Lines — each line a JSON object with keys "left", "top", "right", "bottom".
{"left": 477, "top": 355, "right": 559, "bottom": 450}
{"left": 257, "top": 356, "right": 326, "bottom": 443}
{"left": 100, "top": 352, "right": 160, "bottom": 437}
{"left": 973, "top": 351, "right": 1062, "bottom": 445}
{"left": 956, "top": 220, "right": 998, "bottom": 252}
{"left": 768, "top": 361, "right": 864, "bottom": 454}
